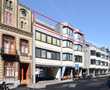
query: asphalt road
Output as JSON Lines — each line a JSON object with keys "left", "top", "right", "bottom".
{"left": 12, "top": 78, "right": 110, "bottom": 90}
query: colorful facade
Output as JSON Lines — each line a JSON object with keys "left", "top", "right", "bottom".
{"left": 0, "top": 0, "right": 32, "bottom": 87}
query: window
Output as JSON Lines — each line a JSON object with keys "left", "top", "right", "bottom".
{"left": 52, "top": 38, "right": 57, "bottom": 45}
{"left": 106, "top": 62, "right": 108, "bottom": 66}
{"left": 20, "top": 39, "right": 29, "bottom": 55}
{"left": 35, "top": 47, "right": 60, "bottom": 60}
{"left": 5, "top": 62, "right": 15, "bottom": 77}
{"left": 106, "top": 55, "right": 109, "bottom": 60}
{"left": 41, "top": 33, "right": 46, "bottom": 42}
{"left": 90, "top": 50, "right": 96, "bottom": 56}
{"left": 20, "top": 9, "right": 27, "bottom": 17}
{"left": 47, "top": 51, "right": 52, "bottom": 59}
{"left": 63, "top": 28, "right": 68, "bottom": 34}
{"left": 56, "top": 39, "right": 60, "bottom": 46}
{"left": 35, "top": 31, "right": 60, "bottom": 46}
{"left": 101, "top": 54, "right": 105, "bottom": 59}
{"left": 3, "top": 35, "right": 15, "bottom": 54}
{"left": 20, "top": 21, "right": 24, "bottom": 28}
{"left": 5, "top": 0, "right": 13, "bottom": 10}
{"left": 63, "top": 40, "right": 73, "bottom": 48}
{"left": 96, "top": 60, "right": 100, "bottom": 65}
{"left": 35, "top": 48, "right": 41, "bottom": 58}
{"left": 41, "top": 50, "right": 46, "bottom": 58}
{"left": 35, "top": 31, "right": 41, "bottom": 41}
{"left": 74, "top": 33, "right": 82, "bottom": 40}
{"left": 47, "top": 36, "right": 52, "bottom": 44}
{"left": 91, "top": 59, "right": 96, "bottom": 65}
{"left": 63, "top": 27, "right": 73, "bottom": 36}
{"left": 96, "top": 52, "right": 101, "bottom": 57}
{"left": 74, "top": 44, "right": 82, "bottom": 51}
{"left": 63, "top": 53, "right": 73, "bottom": 61}
{"left": 75, "top": 55, "right": 82, "bottom": 62}
{"left": 56, "top": 53, "right": 60, "bottom": 60}
{"left": 4, "top": 11, "right": 12, "bottom": 25}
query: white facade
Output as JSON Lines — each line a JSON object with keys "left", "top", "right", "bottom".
{"left": 32, "top": 20, "right": 110, "bottom": 83}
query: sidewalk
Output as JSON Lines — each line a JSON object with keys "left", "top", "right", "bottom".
{"left": 28, "top": 79, "right": 73, "bottom": 89}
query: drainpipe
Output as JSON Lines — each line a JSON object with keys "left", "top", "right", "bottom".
{"left": 32, "top": 25, "right": 36, "bottom": 84}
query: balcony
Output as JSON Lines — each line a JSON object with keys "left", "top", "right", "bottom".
{"left": 1, "top": 47, "right": 17, "bottom": 55}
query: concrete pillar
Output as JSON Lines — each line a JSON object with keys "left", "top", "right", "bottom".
{"left": 56, "top": 68, "right": 61, "bottom": 80}
{"left": 93, "top": 69, "right": 95, "bottom": 77}
{"left": 98, "top": 69, "right": 100, "bottom": 75}
{"left": 79, "top": 69, "right": 82, "bottom": 77}
{"left": 61, "top": 66, "right": 66, "bottom": 79}
{"left": 70, "top": 69, "right": 73, "bottom": 79}
{"left": 87, "top": 68, "right": 90, "bottom": 76}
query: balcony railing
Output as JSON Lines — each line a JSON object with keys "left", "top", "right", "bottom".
{"left": 1, "top": 48, "right": 17, "bottom": 55}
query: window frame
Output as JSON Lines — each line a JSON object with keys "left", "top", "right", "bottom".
{"left": 20, "top": 39, "right": 29, "bottom": 55}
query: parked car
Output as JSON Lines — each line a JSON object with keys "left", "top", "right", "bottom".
{"left": 106, "top": 76, "right": 110, "bottom": 88}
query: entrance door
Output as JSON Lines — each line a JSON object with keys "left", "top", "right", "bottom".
{"left": 20, "top": 63, "right": 29, "bottom": 85}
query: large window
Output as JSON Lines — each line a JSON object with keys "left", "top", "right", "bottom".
{"left": 75, "top": 55, "right": 82, "bottom": 62}
{"left": 41, "top": 50, "right": 46, "bottom": 58}
{"left": 5, "top": 62, "right": 15, "bottom": 77}
{"left": 41, "top": 33, "right": 46, "bottom": 42}
{"left": 90, "top": 50, "right": 96, "bottom": 56}
{"left": 74, "top": 44, "right": 82, "bottom": 51}
{"left": 35, "top": 48, "right": 41, "bottom": 58}
{"left": 74, "top": 33, "right": 83, "bottom": 41}
{"left": 35, "top": 31, "right": 61, "bottom": 46}
{"left": 35, "top": 31, "right": 41, "bottom": 41}
{"left": 20, "top": 39, "right": 29, "bottom": 55}
{"left": 62, "top": 53, "right": 73, "bottom": 61}
{"left": 96, "top": 52, "right": 101, "bottom": 57}
{"left": 91, "top": 59, "right": 96, "bottom": 65}
{"left": 47, "top": 36, "right": 52, "bottom": 44}
{"left": 52, "top": 38, "right": 57, "bottom": 45}
{"left": 4, "top": 11, "right": 12, "bottom": 25}
{"left": 3, "top": 35, "right": 15, "bottom": 54}
{"left": 63, "top": 40, "right": 73, "bottom": 48}
{"left": 63, "top": 27, "right": 73, "bottom": 37}
{"left": 47, "top": 51, "right": 52, "bottom": 59}
{"left": 35, "top": 47, "right": 60, "bottom": 60}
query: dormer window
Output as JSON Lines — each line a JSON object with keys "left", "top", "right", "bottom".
{"left": 20, "top": 9, "right": 27, "bottom": 17}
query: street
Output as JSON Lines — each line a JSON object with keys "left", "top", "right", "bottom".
{"left": 12, "top": 77, "right": 110, "bottom": 90}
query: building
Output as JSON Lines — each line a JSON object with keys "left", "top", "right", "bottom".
{"left": 84, "top": 42, "right": 110, "bottom": 77}
{"left": 0, "top": 0, "right": 32, "bottom": 87}
{"left": 33, "top": 19, "right": 110, "bottom": 83}
{"left": 33, "top": 19, "right": 87, "bottom": 83}
{"left": 0, "top": 0, "right": 110, "bottom": 86}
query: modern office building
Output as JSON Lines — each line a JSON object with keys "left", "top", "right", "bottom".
{"left": 0, "top": 0, "right": 32, "bottom": 87}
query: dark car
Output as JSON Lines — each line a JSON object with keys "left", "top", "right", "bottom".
{"left": 106, "top": 76, "right": 110, "bottom": 88}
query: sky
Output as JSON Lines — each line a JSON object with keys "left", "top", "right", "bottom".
{"left": 20, "top": 0, "right": 110, "bottom": 48}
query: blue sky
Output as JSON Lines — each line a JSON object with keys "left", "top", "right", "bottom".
{"left": 20, "top": 0, "right": 110, "bottom": 48}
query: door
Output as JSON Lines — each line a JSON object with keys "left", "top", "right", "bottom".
{"left": 20, "top": 63, "right": 29, "bottom": 85}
